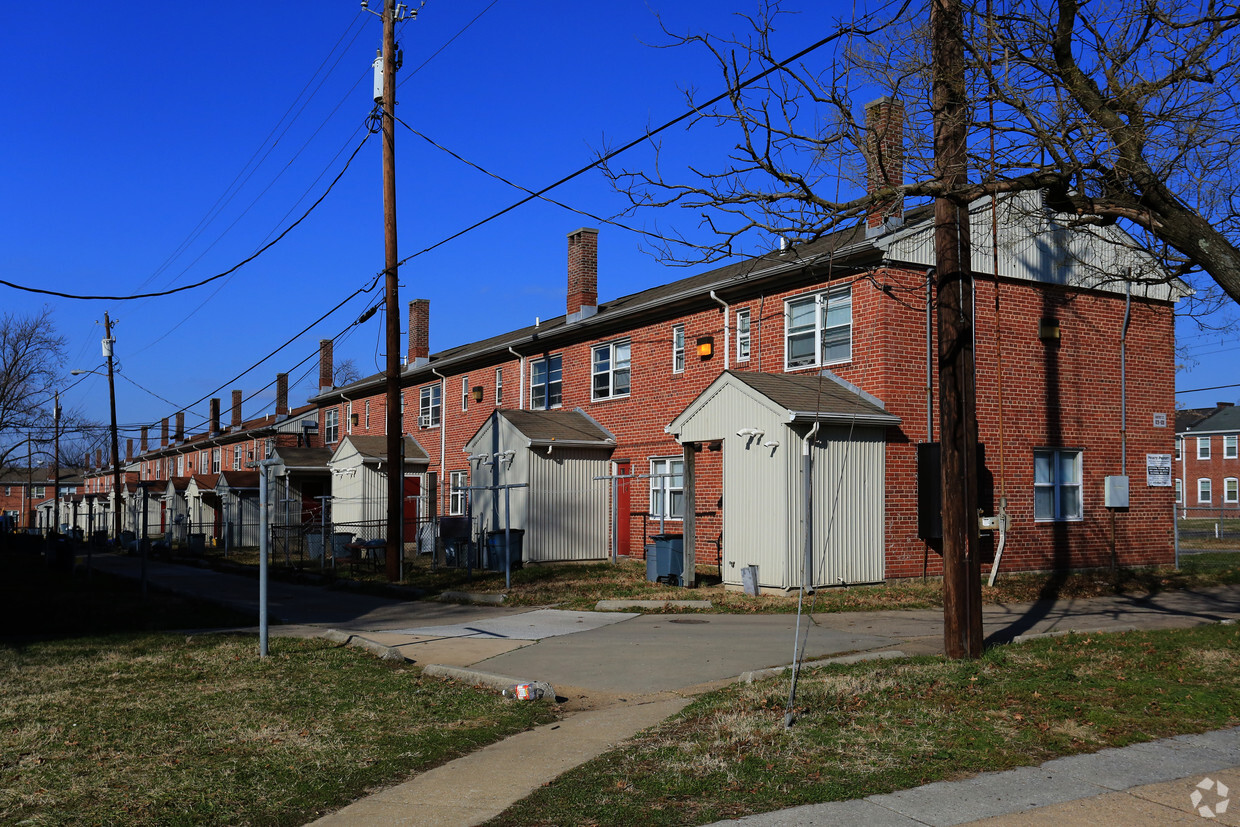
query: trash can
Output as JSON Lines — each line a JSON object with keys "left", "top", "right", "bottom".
{"left": 485, "top": 529, "right": 524, "bottom": 571}
{"left": 305, "top": 527, "right": 325, "bottom": 560}
{"left": 330, "top": 532, "right": 355, "bottom": 560}
{"left": 650, "top": 533, "right": 684, "bottom": 586}
{"left": 188, "top": 533, "right": 206, "bottom": 554}
{"left": 46, "top": 536, "right": 74, "bottom": 573}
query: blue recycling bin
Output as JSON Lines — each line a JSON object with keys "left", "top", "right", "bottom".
{"left": 486, "top": 529, "right": 524, "bottom": 571}
{"left": 648, "top": 533, "right": 684, "bottom": 585}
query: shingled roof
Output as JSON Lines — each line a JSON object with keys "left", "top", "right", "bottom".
{"left": 726, "top": 371, "right": 901, "bottom": 425}
{"left": 497, "top": 409, "right": 615, "bottom": 445}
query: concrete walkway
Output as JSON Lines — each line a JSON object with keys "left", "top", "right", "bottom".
{"left": 87, "top": 553, "right": 1240, "bottom": 826}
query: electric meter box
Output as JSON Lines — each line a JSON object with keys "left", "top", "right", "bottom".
{"left": 1104, "top": 475, "right": 1130, "bottom": 509}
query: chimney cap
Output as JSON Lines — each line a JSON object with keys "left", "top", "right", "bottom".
{"left": 567, "top": 226, "right": 599, "bottom": 238}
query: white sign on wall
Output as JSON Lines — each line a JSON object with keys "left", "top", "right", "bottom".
{"left": 1146, "top": 453, "right": 1173, "bottom": 487}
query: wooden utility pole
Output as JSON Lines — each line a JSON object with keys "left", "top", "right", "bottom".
{"left": 932, "top": 0, "right": 984, "bottom": 658}
{"left": 104, "top": 312, "right": 123, "bottom": 544}
{"left": 53, "top": 392, "right": 60, "bottom": 532}
{"left": 381, "top": 0, "right": 403, "bottom": 582}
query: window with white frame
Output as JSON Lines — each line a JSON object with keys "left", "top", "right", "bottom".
{"left": 1176, "top": 478, "right": 1183, "bottom": 504}
{"left": 324, "top": 408, "right": 339, "bottom": 443}
{"left": 530, "top": 355, "right": 562, "bottom": 409}
{"left": 1034, "top": 448, "right": 1083, "bottom": 521}
{"left": 364, "top": 400, "right": 370, "bottom": 430}
{"left": 462, "top": 376, "right": 469, "bottom": 411}
{"left": 736, "top": 309, "right": 751, "bottom": 362}
{"left": 649, "top": 457, "right": 685, "bottom": 520}
{"left": 1199, "top": 477, "right": 1213, "bottom": 503}
{"left": 593, "top": 340, "right": 632, "bottom": 399}
{"left": 346, "top": 402, "right": 354, "bottom": 434}
{"left": 672, "top": 325, "right": 685, "bottom": 374}
{"left": 234, "top": 445, "right": 242, "bottom": 469}
{"left": 785, "top": 286, "right": 852, "bottom": 368}
{"left": 419, "top": 384, "right": 442, "bottom": 427}
{"left": 211, "top": 449, "right": 221, "bottom": 474}
{"left": 31, "top": 486, "right": 45, "bottom": 498}
{"left": 495, "top": 367, "right": 503, "bottom": 405}
{"left": 1176, "top": 438, "right": 1182, "bottom": 461}
{"left": 1226, "top": 478, "right": 1239, "bottom": 504}
{"left": 199, "top": 451, "right": 208, "bottom": 472}
{"left": 1227, "top": 435, "right": 1238, "bottom": 459}
{"left": 177, "top": 456, "right": 184, "bottom": 476}
{"left": 449, "top": 469, "right": 468, "bottom": 516}
{"left": 3, "top": 486, "right": 9, "bottom": 496}
{"left": 1198, "top": 436, "right": 1211, "bottom": 459}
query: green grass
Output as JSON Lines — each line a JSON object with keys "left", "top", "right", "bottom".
{"left": 490, "top": 623, "right": 1240, "bottom": 826}
{"left": 0, "top": 550, "right": 558, "bottom": 826}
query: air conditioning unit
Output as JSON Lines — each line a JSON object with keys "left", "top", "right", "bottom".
{"left": 418, "top": 414, "right": 432, "bottom": 429}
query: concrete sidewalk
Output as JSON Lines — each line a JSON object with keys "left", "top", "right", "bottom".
{"left": 706, "top": 729, "right": 1240, "bottom": 826}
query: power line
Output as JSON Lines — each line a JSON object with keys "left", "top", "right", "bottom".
{"left": 0, "top": 130, "right": 373, "bottom": 301}
{"left": 1178, "top": 383, "right": 1240, "bottom": 394}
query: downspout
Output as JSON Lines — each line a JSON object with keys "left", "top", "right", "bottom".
{"left": 1121, "top": 278, "right": 1132, "bottom": 476}
{"left": 710, "top": 291, "right": 730, "bottom": 370}
{"left": 432, "top": 367, "right": 447, "bottom": 516}
{"left": 508, "top": 346, "right": 525, "bottom": 409}
{"left": 802, "top": 420, "right": 820, "bottom": 590}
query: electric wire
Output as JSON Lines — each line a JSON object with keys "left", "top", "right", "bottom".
{"left": 0, "top": 130, "right": 373, "bottom": 301}
{"left": 398, "top": 0, "right": 501, "bottom": 87}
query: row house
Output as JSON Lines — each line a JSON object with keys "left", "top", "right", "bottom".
{"left": 1, "top": 467, "right": 83, "bottom": 532}
{"left": 308, "top": 99, "right": 1184, "bottom": 589}
{"left": 1176, "top": 402, "right": 1240, "bottom": 513}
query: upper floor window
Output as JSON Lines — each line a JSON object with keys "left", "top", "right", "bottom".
{"left": 199, "top": 451, "right": 209, "bottom": 473}
{"left": 449, "top": 469, "right": 468, "bottom": 516}
{"left": 346, "top": 402, "right": 353, "bottom": 434}
{"left": 786, "top": 286, "right": 852, "bottom": 369}
{"left": 1226, "top": 435, "right": 1238, "bottom": 459}
{"left": 495, "top": 367, "right": 504, "bottom": 406}
{"left": 31, "top": 486, "right": 45, "bottom": 498}
{"left": 1176, "top": 438, "right": 1182, "bottom": 461}
{"left": 177, "top": 456, "right": 184, "bottom": 476}
{"left": 324, "top": 408, "right": 340, "bottom": 443}
{"left": 211, "top": 449, "right": 221, "bottom": 474}
{"left": 419, "top": 384, "right": 442, "bottom": 427}
{"left": 1034, "top": 448, "right": 1082, "bottom": 521}
{"left": 736, "top": 309, "right": 751, "bottom": 362}
{"left": 1198, "top": 436, "right": 1211, "bottom": 459}
{"left": 531, "top": 355, "right": 562, "bottom": 410}
{"left": 462, "top": 376, "right": 469, "bottom": 411}
{"left": 593, "top": 340, "right": 632, "bottom": 400}
{"left": 672, "top": 325, "right": 685, "bottom": 374}
{"left": 234, "top": 445, "right": 242, "bottom": 470}
{"left": 364, "top": 400, "right": 370, "bottom": 430}
{"left": 1199, "top": 477, "right": 1213, "bottom": 503}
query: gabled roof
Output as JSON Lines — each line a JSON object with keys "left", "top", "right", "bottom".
{"left": 270, "top": 446, "right": 332, "bottom": 470}
{"left": 497, "top": 409, "right": 615, "bottom": 446}
{"left": 341, "top": 435, "right": 430, "bottom": 463}
{"left": 1183, "top": 403, "right": 1240, "bottom": 434}
{"left": 217, "top": 470, "right": 260, "bottom": 489}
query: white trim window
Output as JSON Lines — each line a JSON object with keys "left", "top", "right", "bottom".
{"left": 495, "top": 367, "right": 503, "bottom": 405}
{"left": 324, "top": 408, "right": 340, "bottom": 443}
{"left": 234, "top": 445, "right": 242, "bottom": 470}
{"left": 1226, "top": 477, "right": 1239, "bottom": 504}
{"left": 365, "top": 400, "right": 370, "bottom": 430}
{"left": 1199, "top": 477, "right": 1213, "bottom": 503}
{"left": 672, "top": 325, "right": 685, "bottom": 374}
{"left": 593, "top": 340, "right": 632, "bottom": 400}
{"left": 1034, "top": 448, "right": 1083, "bottom": 521}
{"left": 462, "top": 376, "right": 469, "bottom": 411}
{"left": 199, "top": 451, "right": 209, "bottom": 472}
{"left": 31, "top": 486, "right": 45, "bottom": 498}
{"left": 1176, "top": 478, "right": 1183, "bottom": 504}
{"left": 649, "top": 457, "right": 685, "bottom": 520}
{"left": 736, "top": 308, "right": 751, "bottom": 362}
{"left": 1198, "top": 436, "right": 1211, "bottom": 459}
{"left": 419, "top": 384, "right": 442, "bottom": 427}
{"left": 346, "top": 402, "right": 353, "bottom": 434}
{"left": 177, "top": 455, "right": 184, "bottom": 476}
{"left": 1226, "top": 435, "right": 1238, "bottom": 459}
{"left": 1176, "top": 438, "right": 1182, "bottom": 461}
{"left": 785, "top": 286, "right": 852, "bottom": 369}
{"left": 449, "top": 469, "right": 468, "bottom": 516}
{"left": 531, "top": 355, "right": 563, "bottom": 409}
{"left": 211, "top": 449, "right": 221, "bottom": 474}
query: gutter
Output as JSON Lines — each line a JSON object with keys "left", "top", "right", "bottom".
{"left": 787, "top": 411, "right": 902, "bottom": 427}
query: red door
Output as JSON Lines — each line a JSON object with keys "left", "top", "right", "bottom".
{"left": 403, "top": 477, "right": 420, "bottom": 541}
{"left": 616, "top": 460, "right": 631, "bottom": 557}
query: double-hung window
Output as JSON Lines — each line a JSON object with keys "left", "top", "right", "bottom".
{"left": 672, "top": 325, "right": 685, "bottom": 374}
{"left": 449, "top": 470, "right": 468, "bottom": 516}
{"left": 785, "top": 286, "right": 852, "bottom": 369}
{"left": 593, "top": 340, "right": 632, "bottom": 400}
{"left": 1034, "top": 448, "right": 1082, "bottom": 521}
{"left": 177, "top": 456, "right": 184, "bottom": 476}
{"left": 495, "top": 367, "right": 504, "bottom": 405}
{"left": 346, "top": 402, "right": 353, "bottom": 434}
{"left": 1226, "top": 477, "right": 1239, "bottom": 504}
{"left": 462, "top": 376, "right": 469, "bottom": 411}
{"left": 211, "top": 449, "right": 221, "bottom": 474}
{"left": 1176, "top": 438, "right": 1182, "bottom": 461}
{"left": 199, "top": 451, "right": 209, "bottom": 472}
{"left": 530, "top": 355, "right": 562, "bottom": 409}
{"left": 324, "top": 408, "right": 339, "bottom": 443}
{"left": 1226, "top": 435, "right": 1238, "bottom": 459}
{"left": 31, "top": 486, "right": 45, "bottom": 498}
{"left": 234, "top": 445, "right": 242, "bottom": 469}
{"left": 1175, "top": 478, "right": 1183, "bottom": 504}
{"left": 1199, "top": 478, "right": 1213, "bottom": 503}
{"left": 736, "top": 309, "right": 751, "bottom": 362}
{"left": 649, "top": 457, "right": 684, "bottom": 520}
{"left": 419, "top": 384, "right": 442, "bottom": 427}
{"left": 365, "top": 400, "right": 370, "bottom": 430}
{"left": 1198, "top": 436, "right": 1212, "bottom": 460}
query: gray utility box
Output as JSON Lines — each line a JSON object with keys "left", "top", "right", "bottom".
{"left": 645, "top": 534, "right": 685, "bottom": 586}
{"left": 1105, "top": 475, "right": 1130, "bottom": 509}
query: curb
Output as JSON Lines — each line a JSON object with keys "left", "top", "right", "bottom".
{"left": 438, "top": 591, "right": 507, "bottom": 605}
{"left": 321, "top": 629, "right": 407, "bottom": 662}
{"left": 739, "top": 650, "right": 907, "bottom": 683}
{"left": 1012, "top": 625, "right": 1137, "bottom": 643}
{"left": 421, "top": 664, "right": 556, "bottom": 700}
{"left": 596, "top": 599, "right": 714, "bottom": 610}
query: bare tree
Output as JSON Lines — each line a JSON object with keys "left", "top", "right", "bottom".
{"left": 0, "top": 309, "right": 69, "bottom": 471}
{"left": 608, "top": 0, "right": 1240, "bottom": 308}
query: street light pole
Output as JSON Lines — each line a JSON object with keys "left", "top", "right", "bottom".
{"left": 104, "top": 313, "right": 122, "bottom": 543}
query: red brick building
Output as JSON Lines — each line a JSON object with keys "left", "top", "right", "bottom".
{"left": 1176, "top": 403, "right": 1240, "bottom": 514}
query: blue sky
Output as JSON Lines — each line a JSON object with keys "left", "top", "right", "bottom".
{"left": 1, "top": 1, "right": 1234, "bottom": 453}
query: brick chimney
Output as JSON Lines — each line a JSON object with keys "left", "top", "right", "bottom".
{"left": 175, "top": 412, "right": 184, "bottom": 442}
{"left": 96, "top": 449, "right": 102, "bottom": 469}
{"left": 408, "top": 299, "right": 430, "bottom": 368}
{"left": 126, "top": 439, "right": 133, "bottom": 463}
{"left": 319, "top": 339, "right": 334, "bottom": 394}
{"left": 231, "top": 390, "right": 243, "bottom": 428}
{"left": 566, "top": 228, "right": 599, "bottom": 323}
{"left": 276, "top": 373, "right": 289, "bottom": 417}
{"left": 140, "top": 426, "right": 148, "bottom": 454}
{"left": 209, "top": 398, "right": 221, "bottom": 436}
{"left": 864, "top": 97, "right": 905, "bottom": 237}
{"left": 161, "top": 417, "right": 169, "bottom": 448}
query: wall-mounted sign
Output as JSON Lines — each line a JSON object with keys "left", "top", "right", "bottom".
{"left": 1146, "top": 453, "right": 1173, "bottom": 487}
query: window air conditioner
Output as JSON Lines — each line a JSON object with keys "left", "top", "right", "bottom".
{"left": 418, "top": 414, "right": 432, "bottom": 429}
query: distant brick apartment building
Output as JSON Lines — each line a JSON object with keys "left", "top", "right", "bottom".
{"left": 1176, "top": 402, "right": 1240, "bottom": 513}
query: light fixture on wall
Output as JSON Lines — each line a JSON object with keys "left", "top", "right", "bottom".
{"left": 471, "top": 386, "right": 483, "bottom": 403}
{"left": 1039, "top": 317, "right": 1061, "bottom": 340}
{"left": 696, "top": 336, "right": 714, "bottom": 358}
